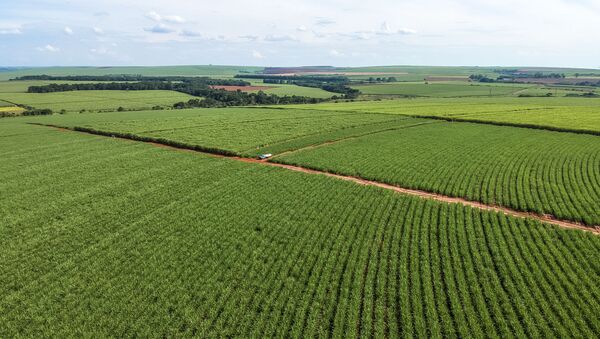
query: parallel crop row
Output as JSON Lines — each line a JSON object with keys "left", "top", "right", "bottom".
{"left": 284, "top": 96, "right": 600, "bottom": 134}
{"left": 26, "top": 107, "right": 409, "bottom": 155}
{"left": 277, "top": 122, "right": 600, "bottom": 225}
{"left": 1, "top": 122, "right": 599, "bottom": 337}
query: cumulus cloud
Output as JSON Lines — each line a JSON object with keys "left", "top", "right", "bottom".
{"left": 93, "top": 27, "right": 104, "bottom": 34}
{"left": 64, "top": 26, "right": 73, "bottom": 35}
{"left": 297, "top": 25, "right": 307, "bottom": 32}
{"left": 144, "top": 23, "right": 175, "bottom": 34}
{"left": 0, "top": 27, "right": 22, "bottom": 34}
{"left": 146, "top": 11, "right": 185, "bottom": 24}
{"left": 329, "top": 49, "right": 343, "bottom": 57}
{"left": 145, "top": 11, "right": 162, "bottom": 22}
{"left": 164, "top": 15, "right": 185, "bottom": 24}
{"left": 252, "top": 50, "right": 264, "bottom": 59}
{"left": 37, "top": 44, "right": 60, "bottom": 52}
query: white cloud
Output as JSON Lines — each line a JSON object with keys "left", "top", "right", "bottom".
{"left": 64, "top": 26, "right": 73, "bottom": 35}
{"left": 3, "top": 0, "right": 600, "bottom": 67}
{"left": 181, "top": 30, "right": 201, "bottom": 37}
{"left": 144, "top": 23, "right": 175, "bottom": 34}
{"left": 164, "top": 15, "right": 185, "bottom": 24}
{"left": 398, "top": 28, "right": 417, "bottom": 35}
{"left": 252, "top": 50, "right": 264, "bottom": 59}
{"left": 145, "top": 11, "right": 162, "bottom": 22}
{"left": 37, "top": 44, "right": 60, "bottom": 52}
{"left": 376, "top": 22, "right": 417, "bottom": 36}
{"left": 0, "top": 27, "right": 22, "bottom": 34}
{"left": 93, "top": 27, "right": 104, "bottom": 34}
{"left": 146, "top": 11, "right": 185, "bottom": 24}
{"left": 329, "top": 49, "right": 343, "bottom": 57}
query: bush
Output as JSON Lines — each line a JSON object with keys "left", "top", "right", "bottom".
{"left": 22, "top": 108, "right": 53, "bottom": 116}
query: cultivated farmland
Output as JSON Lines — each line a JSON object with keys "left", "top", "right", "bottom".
{"left": 0, "top": 90, "right": 195, "bottom": 112}
{"left": 274, "top": 122, "right": 600, "bottom": 225}
{"left": 0, "top": 122, "right": 599, "bottom": 337}
{"left": 27, "top": 107, "right": 428, "bottom": 155}
{"left": 352, "top": 82, "right": 528, "bottom": 97}
{"left": 1, "top": 64, "right": 600, "bottom": 338}
{"left": 286, "top": 97, "right": 600, "bottom": 134}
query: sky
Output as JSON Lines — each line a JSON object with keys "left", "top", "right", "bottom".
{"left": 1, "top": 0, "right": 599, "bottom": 68}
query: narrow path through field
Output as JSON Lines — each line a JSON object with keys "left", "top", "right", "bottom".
{"left": 37, "top": 123, "right": 600, "bottom": 235}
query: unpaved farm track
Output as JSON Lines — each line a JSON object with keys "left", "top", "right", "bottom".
{"left": 37, "top": 123, "right": 600, "bottom": 235}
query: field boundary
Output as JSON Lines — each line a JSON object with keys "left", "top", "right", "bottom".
{"left": 410, "top": 115, "right": 600, "bottom": 136}
{"left": 272, "top": 106, "right": 600, "bottom": 136}
{"left": 32, "top": 122, "right": 600, "bottom": 235}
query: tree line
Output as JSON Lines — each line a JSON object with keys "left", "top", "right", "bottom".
{"left": 234, "top": 74, "right": 360, "bottom": 99}
{"left": 470, "top": 72, "right": 568, "bottom": 83}
{"left": 13, "top": 74, "right": 250, "bottom": 86}
{"left": 173, "top": 92, "right": 324, "bottom": 109}
{"left": 25, "top": 79, "right": 328, "bottom": 108}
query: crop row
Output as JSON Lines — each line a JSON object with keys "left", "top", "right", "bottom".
{"left": 1, "top": 122, "right": 599, "bottom": 337}
{"left": 285, "top": 96, "right": 600, "bottom": 134}
{"left": 276, "top": 121, "right": 600, "bottom": 225}
{"left": 24, "top": 107, "right": 412, "bottom": 155}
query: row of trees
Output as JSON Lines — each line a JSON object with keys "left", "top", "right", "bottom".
{"left": 468, "top": 74, "right": 496, "bottom": 83}
{"left": 173, "top": 91, "right": 325, "bottom": 108}
{"left": 14, "top": 74, "right": 250, "bottom": 86}
{"left": 26, "top": 81, "right": 328, "bottom": 108}
{"left": 235, "top": 74, "right": 360, "bottom": 99}
{"left": 470, "top": 72, "right": 568, "bottom": 83}
{"left": 28, "top": 82, "right": 176, "bottom": 93}
{"left": 363, "top": 77, "right": 397, "bottom": 83}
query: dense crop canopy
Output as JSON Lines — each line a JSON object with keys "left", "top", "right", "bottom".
{"left": 276, "top": 122, "right": 600, "bottom": 225}
{"left": 0, "top": 122, "right": 599, "bottom": 337}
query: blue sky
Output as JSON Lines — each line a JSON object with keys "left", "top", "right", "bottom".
{"left": 1, "top": 0, "right": 599, "bottom": 68}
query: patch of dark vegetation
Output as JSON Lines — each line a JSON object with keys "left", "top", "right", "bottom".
{"left": 518, "top": 93, "right": 554, "bottom": 97}
{"left": 22, "top": 108, "right": 53, "bottom": 116}
{"left": 468, "top": 74, "right": 496, "bottom": 83}
{"left": 235, "top": 74, "right": 360, "bottom": 99}
{"left": 13, "top": 74, "right": 249, "bottom": 85}
{"left": 173, "top": 92, "right": 324, "bottom": 109}
{"left": 565, "top": 92, "right": 600, "bottom": 98}
{"left": 472, "top": 71, "right": 569, "bottom": 84}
